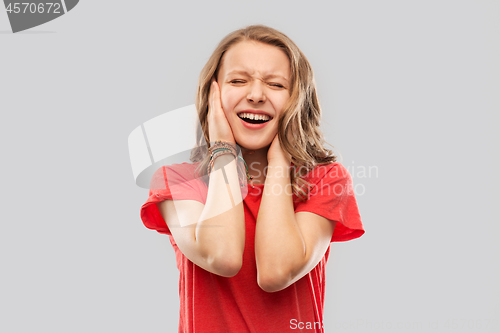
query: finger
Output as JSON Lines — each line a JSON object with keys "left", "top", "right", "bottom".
{"left": 208, "top": 82, "right": 214, "bottom": 114}
{"left": 212, "top": 80, "right": 222, "bottom": 112}
{"left": 211, "top": 81, "right": 220, "bottom": 114}
{"left": 209, "top": 88, "right": 213, "bottom": 116}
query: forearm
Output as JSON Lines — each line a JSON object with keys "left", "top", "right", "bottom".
{"left": 255, "top": 159, "right": 306, "bottom": 290}
{"left": 195, "top": 154, "right": 245, "bottom": 272}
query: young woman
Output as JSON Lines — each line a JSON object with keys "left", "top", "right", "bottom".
{"left": 141, "top": 25, "right": 364, "bottom": 332}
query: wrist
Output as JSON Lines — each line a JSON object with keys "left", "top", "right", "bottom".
{"left": 265, "top": 162, "right": 291, "bottom": 182}
{"left": 267, "top": 157, "right": 291, "bottom": 168}
{"left": 210, "top": 154, "right": 236, "bottom": 176}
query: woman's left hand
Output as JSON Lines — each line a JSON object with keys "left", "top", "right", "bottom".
{"left": 267, "top": 134, "right": 291, "bottom": 165}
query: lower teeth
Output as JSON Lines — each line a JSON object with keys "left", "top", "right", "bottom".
{"left": 241, "top": 118, "right": 268, "bottom": 124}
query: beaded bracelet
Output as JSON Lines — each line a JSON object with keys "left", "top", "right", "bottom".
{"left": 207, "top": 140, "right": 253, "bottom": 188}
{"left": 209, "top": 141, "right": 237, "bottom": 157}
{"left": 207, "top": 149, "right": 234, "bottom": 175}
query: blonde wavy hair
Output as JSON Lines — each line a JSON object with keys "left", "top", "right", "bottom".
{"left": 190, "top": 24, "right": 337, "bottom": 201}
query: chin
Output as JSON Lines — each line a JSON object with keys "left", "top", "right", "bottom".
{"left": 236, "top": 138, "right": 271, "bottom": 151}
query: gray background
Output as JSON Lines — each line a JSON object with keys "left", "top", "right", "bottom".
{"left": 1, "top": 1, "right": 499, "bottom": 332}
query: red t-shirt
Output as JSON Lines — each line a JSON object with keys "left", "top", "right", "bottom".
{"left": 141, "top": 162, "right": 364, "bottom": 332}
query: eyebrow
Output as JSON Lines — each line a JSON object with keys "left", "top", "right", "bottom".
{"left": 226, "top": 70, "right": 289, "bottom": 82}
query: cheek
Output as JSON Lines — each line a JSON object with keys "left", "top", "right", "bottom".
{"left": 220, "top": 88, "right": 241, "bottom": 113}
{"left": 273, "top": 94, "right": 290, "bottom": 116}
{"left": 219, "top": 88, "right": 230, "bottom": 111}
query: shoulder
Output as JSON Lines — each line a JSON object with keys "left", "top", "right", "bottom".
{"left": 148, "top": 162, "right": 207, "bottom": 198}
{"left": 158, "top": 162, "right": 200, "bottom": 175}
{"left": 151, "top": 162, "right": 203, "bottom": 184}
{"left": 294, "top": 162, "right": 365, "bottom": 242}
{"left": 302, "top": 162, "right": 351, "bottom": 186}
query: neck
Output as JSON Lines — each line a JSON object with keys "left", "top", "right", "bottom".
{"left": 240, "top": 146, "right": 269, "bottom": 185}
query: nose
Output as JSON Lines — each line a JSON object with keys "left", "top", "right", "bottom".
{"left": 246, "top": 80, "right": 266, "bottom": 104}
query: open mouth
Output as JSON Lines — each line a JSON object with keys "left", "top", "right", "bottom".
{"left": 237, "top": 113, "right": 272, "bottom": 124}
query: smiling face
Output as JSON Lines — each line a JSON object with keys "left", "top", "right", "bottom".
{"left": 216, "top": 41, "right": 291, "bottom": 151}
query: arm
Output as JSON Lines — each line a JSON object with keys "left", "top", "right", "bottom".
{"left": 157, "top": 80, "right": 245, "bottom": 277}
{"left": 255, "top": 140, "right": 336, "bottom": 292}
{"left": 158, "top": 155, "right": 245, "bottom": 277}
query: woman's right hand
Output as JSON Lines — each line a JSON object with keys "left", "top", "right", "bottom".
{"left": 208, "top": 79, "right": 235, "bottom": 144}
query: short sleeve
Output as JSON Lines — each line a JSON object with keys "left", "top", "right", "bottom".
{"left": 140, "top": 163, "right": 207, "bottom": 236}
{"left": 294, "top": 162, "right": 365, "bottom": 242}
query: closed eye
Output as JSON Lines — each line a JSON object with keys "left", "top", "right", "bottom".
{"left": 230, "top": 80, "right": 246, "bottom": 84}
{"left": 269, "top": 83, "right": 285, "bottom": 88}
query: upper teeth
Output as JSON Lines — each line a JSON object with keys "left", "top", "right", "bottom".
{"left": 238, "top": 113, "right": 271, "bottom": 121}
